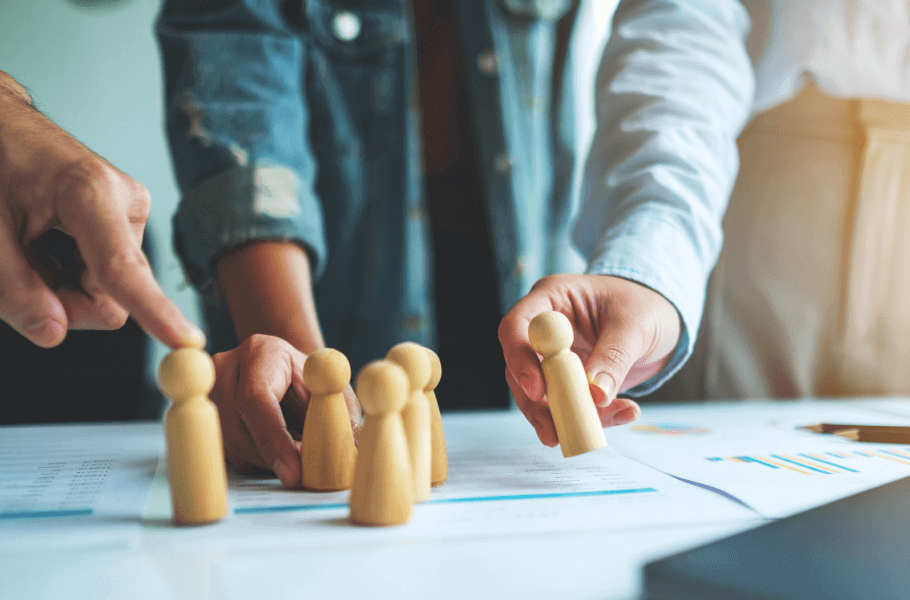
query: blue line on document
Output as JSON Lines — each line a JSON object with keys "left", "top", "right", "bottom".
{"left": 742, "top": 456, "right": 779, "bottom": 469}
{"left": 233, "top": 488, "right": 658, "bottom": 515}
{"left": 0, "top": 509, "right": 93, "bottom": 519}
{"left": 427, "top": 488, "right": 657, "bottom": 504}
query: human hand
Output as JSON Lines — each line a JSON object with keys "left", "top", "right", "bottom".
{"left": 210, "top": 334, "right": 361, "bottom": 489}
{"left": 499, "top": 274, "right": 681, "bottom": 447}
{"left": 0, "top": 71, "right": 203, "bottom": 348}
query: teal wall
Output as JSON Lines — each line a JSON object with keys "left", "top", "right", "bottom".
{"left": 0, "top": 0, "right": 202, "bottom": 399}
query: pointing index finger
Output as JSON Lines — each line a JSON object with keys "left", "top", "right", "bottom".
{"left": 55, "top": 161, "right": 204, "bottom": 349}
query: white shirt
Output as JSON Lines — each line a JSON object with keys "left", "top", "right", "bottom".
{"left": 745, "top": 0, "right": 910, "bottom": 113}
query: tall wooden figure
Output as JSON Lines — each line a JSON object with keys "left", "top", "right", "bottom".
{"left": 387, "top": 342, "right": 432, "bottom": 503}
{"left": 349, "top": 360, "right": 413, "bottom": 526}
{"left": 425, "top": 348, "right": 448, "bottom": 486}
{"left": 302, "top": 348, "right": 357, "bottom": 491}
{"left": 529, "top": 311, "right": 607, "bottom": 458}
{"left": 158, "top": 347, "right": 229, "bottom": 524}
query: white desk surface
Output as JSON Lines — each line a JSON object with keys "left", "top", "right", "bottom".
{"left": 4, "top": 398, "right": 910, "bottom": 600}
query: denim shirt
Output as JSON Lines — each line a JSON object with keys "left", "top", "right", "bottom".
{"left": 156, "top": 0, "right": 754, "bottom": 396}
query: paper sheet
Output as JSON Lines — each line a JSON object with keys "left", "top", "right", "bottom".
{"left": 210, "top": 522, "right": 761, "bottom": 600}
{"left": 0, "top": 422, "right": 162, "bottom": 552}
{"left": 607, "top": 399, "right": 910, "bottom": 517}
{"left": 10, "top": 404, "right": 910, "bottom": 600}
{"left": 859, "top": 396, "right": 910, "bottom": 419}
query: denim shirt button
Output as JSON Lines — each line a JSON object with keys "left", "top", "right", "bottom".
{"left": 512, "top": 257, "right": 528, "bottom": 281}
{"left": 477, "top": 50, "right": 498, "bottom": 76}
{"left": 402, "top": 314, "right": 424, "bottom": 331}
{"left": 332, "top": 11, "right": 361, "bottom": 42}
{"left": 493, "top": 152, "right": 512, "bottom": 174}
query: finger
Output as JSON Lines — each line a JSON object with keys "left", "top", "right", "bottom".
{"left": 54, "top": 285, "right": 130, "bottom": 330}
{"left": 0, "top": 213, "right": 68, "bottom": 347}
{"left": 342, "top": 384, "right": 363, "bottom": 431}
{"left": 25, "top": 231, "right": 130, "bottom": 331}
{"left": 234, "top": 344, "right": 303, "bottom": 489}
{"left": 498, "top": 293, "right": 555, "bottom": 403}
{"left": 583, "top": 317, "right": 647, "bottom": 409}
{"left": 505, "top": 367, "right": 558, "bottom": 447}
{"left": 597, "top": 397, "right": 641, "bottom": 428}
{"left": 55, "top": 165, "right": 204, "bottom": 348}
{"left": 211, "top": 351, "right": 267, "bottom": 474}
{"left": 280, "top": 387, "right": 306, "bottom": 441}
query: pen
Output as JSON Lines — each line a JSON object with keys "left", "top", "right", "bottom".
{"left": 800, "top": 423, "right": 910, "bottom": 444}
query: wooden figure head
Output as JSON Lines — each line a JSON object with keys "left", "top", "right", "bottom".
{"left": 356, "top": 360, "right": 409, "bottom": 416}
{"left": 425, "top": 348, "right": 442, "bottom": 392}
{"left": 528, "top": 311, "right": 574, "bottom": 358}
{"left": 158, "top": 348, "right": 216, "bottom": 401}
{"left": 386, "top": 342, "right": 431, "bottom": 393}
{"left": 304, "top": 348, "right": 351, "bottom": 395}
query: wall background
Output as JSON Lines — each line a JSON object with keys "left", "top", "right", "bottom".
{"left": 0, "top": 0, "right": 203, "bottom": 403}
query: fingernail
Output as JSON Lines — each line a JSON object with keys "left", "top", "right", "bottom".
{"left": 612, "top": 406, "right": 639, "bottom": 425}
{"left": 519, "top": 373, "right": 533, "bottom": 398}
{"left": 272, "top": 459, "right": 295, "bottom": 487}
{"left": 589, "top": 372, "right": 614, "bottom": 407}
{"left": 27, "top": 318, "right": 65, "bottom": 347}
{"left": 179, "top": 323, "right": 207, "bottom": 349}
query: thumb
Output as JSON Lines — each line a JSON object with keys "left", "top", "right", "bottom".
{"left": 0, "top": 230, "right": 69, "bottom": 347}
{"left": 584, "top": 324, "right": 645, "bottom": 409}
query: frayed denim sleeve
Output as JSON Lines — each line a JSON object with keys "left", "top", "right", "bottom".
{"left": 574, "top": 0, "right": 755, "bottom": 396}
{"left": 157, "top": 0, "right": 325, "bottom": 289}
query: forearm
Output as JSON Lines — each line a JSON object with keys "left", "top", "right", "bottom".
{"left": 574, "top": 0, "right": 755, "bottom": 395}
{"left": 216, "top": 241, "right": 324, "bottom": 354}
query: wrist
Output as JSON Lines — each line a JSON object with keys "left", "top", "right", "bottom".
{"left": 216, "top": 240, "right": 325, "bottom": 353}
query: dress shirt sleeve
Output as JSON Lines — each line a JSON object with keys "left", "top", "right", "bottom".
{"left": 156, "top": 0, "right": 326, "bottom": 290}
{"left": 573, "top": 0, "right": 755, "bottom": 396}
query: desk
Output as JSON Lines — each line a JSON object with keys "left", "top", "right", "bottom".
{"left": 4, "top": 400, "right": 910, "bottom": 600}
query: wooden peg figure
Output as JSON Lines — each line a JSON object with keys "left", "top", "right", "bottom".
{"left": 425, "top": 348, "right": 448, "bottom": 486}
{"left": 349, "top": 360, "right": 413, "bottom": 526}
{"left": 386, "top": 342, "right": 432, "bottom": 503}
{"left": 529, "top": 311, "right": 607, "bottom": 458}
{"left": 301, "top": 348, "right": 357, "bottom": 491}
{"left": 158, "top": 347, "right": 229, "bottom": 524}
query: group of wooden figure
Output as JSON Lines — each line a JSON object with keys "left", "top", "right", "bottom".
{"left": 156, "top": 311, "right": 607, "bottom": 527}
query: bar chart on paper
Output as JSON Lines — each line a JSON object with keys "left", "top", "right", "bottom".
{"left": 606, "top": 401, "right": 910, "bottom": 518}
{"left": 705, "top": 448, "right": 910, "bottom": 474}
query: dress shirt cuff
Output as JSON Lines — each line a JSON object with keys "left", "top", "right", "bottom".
{"left": 585, "top": 211, "right": 708, "bottom": 397}
{"left": 173, "top": 165, "right": 327, "bottom": 290}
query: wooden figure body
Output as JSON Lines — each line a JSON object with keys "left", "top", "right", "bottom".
{"left": 386, "top": 342, "right": 432, "bottom": 502}
{"left": 529, "top": 311, "right": 607, "bottom": 458}
{"left": 301, "top": 348, "right": 357, "bottom": 491}
{"left": 425, "top": 348, "right": 448, "bottom": 486}
{"left": 349, "top": 360, "right": 413, "bottom": 526}
{"left": 159, "top": 348, "right": 228, "bottom": 524}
